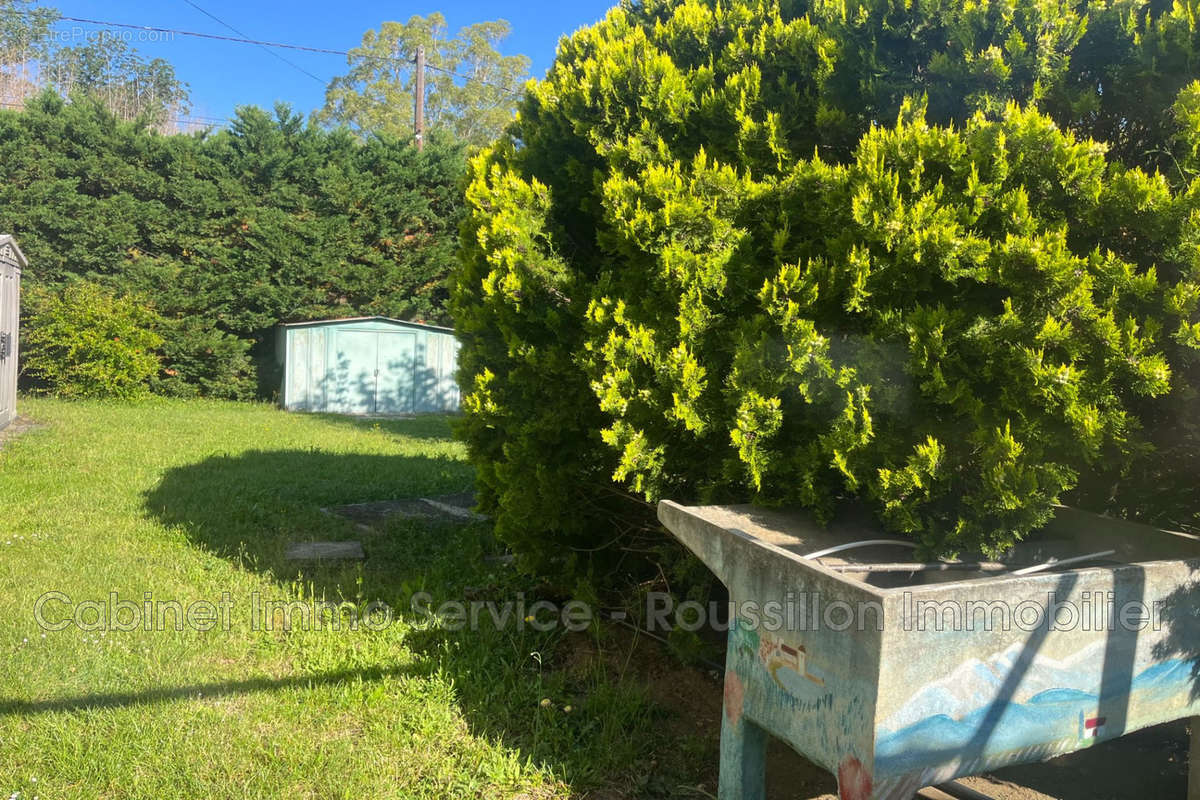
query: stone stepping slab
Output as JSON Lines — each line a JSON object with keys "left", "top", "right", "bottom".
{"left": 284, "top": 541, "right": 366, "bottom": 561}
{"left": 293, "top": 495, "right": 483, "bottom": 562}
{"left": 321, "top": 493, "right": 484, "bottom": 528}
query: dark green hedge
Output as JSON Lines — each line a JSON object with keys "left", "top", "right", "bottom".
{"left": 1, "top": 92, "right": 466, "bottom": 399}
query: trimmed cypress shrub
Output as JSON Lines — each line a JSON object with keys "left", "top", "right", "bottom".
{"left": 453, "top": 0, "right": 1200, "bottom": 568}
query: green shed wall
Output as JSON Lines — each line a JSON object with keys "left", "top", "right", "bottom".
{"left": 279, "top": 319, "right": 460, "bottom": 415}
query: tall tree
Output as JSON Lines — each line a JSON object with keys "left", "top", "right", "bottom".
{"left": 0, "top": 0, "right": 56, "bottom": 104}
{"left": 315, "top": 13, "right": 529, "bottom": 148}
{"left": 0, "top": 2, "right": 189, "bottom": 128}
{"left": 0, "top": 0, "right": 55, "bottom": 60}
{"left": 44, "top": 35, "right": 190, "bottom": 129}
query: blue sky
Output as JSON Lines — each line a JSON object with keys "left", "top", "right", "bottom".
{"left": 40, "top": 1, "right": 616, "bottom": 123}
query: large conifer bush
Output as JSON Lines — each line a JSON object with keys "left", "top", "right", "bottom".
{"left": 453, "top": 0, "right": 1200, "bottom": 566}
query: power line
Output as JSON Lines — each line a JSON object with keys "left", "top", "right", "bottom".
{"left": 49, "top": 14, "right": 346, "bottom": 57}
{"left": 175, "top": 0, "right": 327, "bottom": 85}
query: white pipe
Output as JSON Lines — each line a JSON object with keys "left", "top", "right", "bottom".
{"left": 1011, "top": 550, "right": 1117, "bottom": 576}
{"left": 802, "top": 539, "right": 920, "bottom": 560}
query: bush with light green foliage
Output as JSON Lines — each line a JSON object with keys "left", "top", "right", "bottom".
{"left": 453, "top": 0, "right": 1200, "bottom": 569}
{"left": 21, "top": 281, "right": 163, "bottom": 399}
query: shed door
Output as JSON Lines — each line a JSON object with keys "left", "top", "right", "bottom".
{"left": 376, "top": 331, "right": 415, "bottom": 414}
{"left": 287, "top": 329, "right": 311, "bottom": 411}
{"left": 334, "top": 330, "right": 379, "bottom": 414}
{"left": 332, "top": 329, "right": 416, "bottom": 415}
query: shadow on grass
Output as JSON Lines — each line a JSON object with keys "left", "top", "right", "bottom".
{"left": 143, "top": 448, "right": 474, "bottom": 569}
{"left": 138, "top": 447, "right": 664, "bottom": 796}
{"left": 0, "top": 665, "right": 417, "bottom": 716}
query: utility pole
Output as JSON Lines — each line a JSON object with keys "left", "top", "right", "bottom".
{"left": 414, "top": 45, "right": 426, "bottom": 152}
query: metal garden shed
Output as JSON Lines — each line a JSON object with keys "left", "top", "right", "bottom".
{"left": 0, "top": 235, "right": 24, "bottom": 431}
{"left": 276, "top": 317, "right": 461, "bottom": 415}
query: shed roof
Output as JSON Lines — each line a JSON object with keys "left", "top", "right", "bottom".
{"left": 278, "top": 316, "right": 455, "bottom": 334}
{"left": 0, "top": 235, "right": 28, "bottom": 270}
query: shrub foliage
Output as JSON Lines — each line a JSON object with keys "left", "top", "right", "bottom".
{"left": 21, "top": 281, "right": 163, "bottom": 399}
{"left": 453, "top": 0, "right": 1200, "bottom": 564}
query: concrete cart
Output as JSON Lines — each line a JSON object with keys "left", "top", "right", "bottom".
{"left": 658, "top": 501, "right": 1200, "bottom": 799}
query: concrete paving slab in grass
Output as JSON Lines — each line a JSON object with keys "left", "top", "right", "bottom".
{"left": 322, "top": 493, "right": 483, "bottom": 528}
{"left": 284, "top": 541, "right": 366, "bottom": 561}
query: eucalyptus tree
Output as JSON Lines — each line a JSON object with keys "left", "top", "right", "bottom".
{"left": 316, "top": 13, "right": 529, "bottom": 148}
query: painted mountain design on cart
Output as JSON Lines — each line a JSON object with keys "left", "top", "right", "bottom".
{"left": 882, "top": 641, "right": 1115, "bottom": 733}
{"left": 875, "top": 647, "right": 1198, "bottom": 774}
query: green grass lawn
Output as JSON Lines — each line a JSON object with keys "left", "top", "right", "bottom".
{"left": 0, "top": 398, "right": 700, "bottom": 799}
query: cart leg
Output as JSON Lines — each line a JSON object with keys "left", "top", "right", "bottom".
{"left": 1190, "top": 716, "right": 1200, "bottom": 800}
{"left": 718, "top": 706, "right": 766, "bottom": 800}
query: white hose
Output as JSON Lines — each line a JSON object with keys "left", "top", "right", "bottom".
{"left": 802, "top": 539, "right": 920, "bottom": 560}
{"left": 804, "top": 540, "right": 1115, "bottom": 575}
{"left": 1011, "top": 550, "right": 1117, "bottom": 576}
